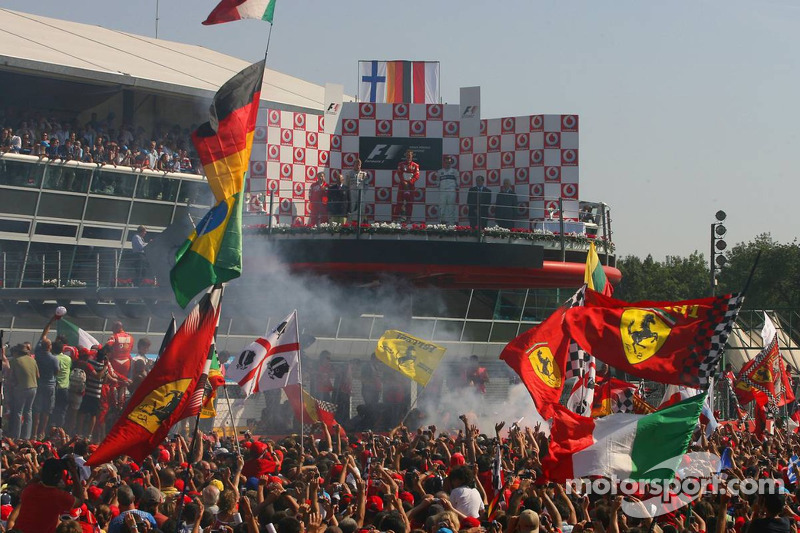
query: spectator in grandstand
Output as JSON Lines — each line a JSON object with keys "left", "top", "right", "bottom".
{"left": 494, "top": 178, "right": 519, "bottom": 229}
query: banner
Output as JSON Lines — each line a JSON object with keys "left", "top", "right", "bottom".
{"left": 459, "top": 86, "right": 481, "bottom": 137}
{"left": 358, "top": 60, "right": 440, "bottom": 104}
{"left": 375, "top": 330, "right": 446, "bottom": 386}
{"left": 323, "top": 83, "right": 344, "bottom": 135}
{"left": 359, "top": 137, "right": 443, "bottom": 170}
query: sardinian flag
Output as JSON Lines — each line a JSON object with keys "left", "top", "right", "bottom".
{"left": 227, "top": 311, "right": 300, "bottom": 395}
{"left": 788, "top": 455, "right": 800, "bottom": 485}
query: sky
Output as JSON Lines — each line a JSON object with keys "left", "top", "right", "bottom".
{"left": 4, "top": 0, "right": 799, "bottom": 260}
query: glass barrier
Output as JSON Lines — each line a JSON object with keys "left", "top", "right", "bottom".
{"left": 135, "top": 174, "right": 179, "bottom": 202}
{"left": 89, "top": 169, "right": 137, "bottom": 197}
{"left": 43, "top": 165, "right": 93, "bottom": 193}
{"left": 0, "top": 158, "right": 44, "bottom": 188}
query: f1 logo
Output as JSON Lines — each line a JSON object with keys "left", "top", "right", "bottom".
{"left": 366, "top": 144, "right": 404, "bottom": 161}
{"left": 326, "top": 103, "right": 340, "bottom": 114}
{"left": 462, "top": 105, "right": 479, "bottom": 118}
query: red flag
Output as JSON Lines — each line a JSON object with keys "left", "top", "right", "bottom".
{"left": 754, "top": 402, "right": 768, "bottom": 440}
{"left": 734, "top": 313, "right": 795, "bottom": 409}
{"left": 500, "top": 288, "right": 584, "bottom": 419}
{"left": 565, "top": 289, "right": 743, "bottom": 388}
{"left": 541, "top": 404, "right": 595, "bottom": 482}
{"left": 591, "top": 376, "right": 639, "bottom": 417}
{"left": 87, "top": 288, "right": 222, "bottom": 466}
{"left": 285, "top": 384, "right": 340, "bottom": 433}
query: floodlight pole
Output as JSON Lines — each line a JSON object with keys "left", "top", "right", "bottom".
{"left": 155, "top": 0, "right": 160, "bottom": 39}
{"left": 710, "top": 223, "right": 716, "bottom": 296}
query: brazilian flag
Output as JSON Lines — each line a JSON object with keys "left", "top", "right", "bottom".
{"left": 170, "top": 60, "right": 265, "bottom": 307}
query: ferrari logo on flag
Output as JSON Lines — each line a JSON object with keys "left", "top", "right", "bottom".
{"left": 127, "top": 379, "right": 192, "bottom": 433}
{"left": 527, "top": 343, "right": 562, "bottom": 388}
{"left": 375, "top": 330, "right": 446, "bottom": 386}
{"left": 620, "top": 309, "right": 673, "bottom": 364}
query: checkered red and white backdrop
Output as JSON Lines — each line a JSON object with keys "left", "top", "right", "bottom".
{"left": 248, "top": 103, "right": 579, "bottom": 226}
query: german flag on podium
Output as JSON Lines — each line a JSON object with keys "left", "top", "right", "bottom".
{"left": 170, "top": 60, "right": 265, "bottom": 307}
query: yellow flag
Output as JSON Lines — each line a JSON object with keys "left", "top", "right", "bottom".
{"left": 375, "top": 330, "right": 446, "bottom": 386}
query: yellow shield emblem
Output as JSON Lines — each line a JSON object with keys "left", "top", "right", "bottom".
{"left": 127, "top": 379, "right": 192, "bottom": 433}
{"left": 620, "top": 309, "right": 671, "bottom": 364}
{"left": 527, "top": 343, "right": 562, "bottom": 388}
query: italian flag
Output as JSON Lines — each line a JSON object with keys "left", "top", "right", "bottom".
{"left": 57, "top": 318, "right": 100, "bottom": 349}
{"left": 203, "top": 0, "right": 276, "bottom": 25}
{"left": 584, "top": 242, "right": 612, "bottom": 296}
{"left": 544, "top": 393, "right": 705, "bottom": 482}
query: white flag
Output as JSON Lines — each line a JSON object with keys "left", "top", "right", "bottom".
{"left": 227, "top": 311, "right": 300, "bottom": 396}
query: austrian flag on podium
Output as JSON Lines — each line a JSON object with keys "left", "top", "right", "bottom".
{"left": 359, "top": 60, "right": 440, "bottom": 104}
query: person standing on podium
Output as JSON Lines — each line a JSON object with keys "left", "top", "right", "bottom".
{"left": 396, "top": 149, "right": 419, "bottom": 223}
{"left": 436, "top": 156, "right": 459, "bottom": 225}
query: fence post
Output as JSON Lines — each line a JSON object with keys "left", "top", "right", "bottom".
{"left": 356, "top": 188, "right": 363, "bottom": 239}
{"left": 96, "top": 253, "right": 100, "bottom": 288}
{"left": 42, "top": 254, "right": 46, "bottom": 286}
{"left": 58, "top": 250, "right": 62, "bottom": 287}
{"left": 558, "top": 197, "right": 565, "bottom": 262}
{"left": 114, "top": 249, "right": 118, "bottom": 288}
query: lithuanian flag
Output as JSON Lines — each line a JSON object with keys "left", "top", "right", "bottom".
{"left": 170, "top": 60, "right": 264, "bottom": 308}
{"left": 584, "top": 242, "right": 612, "bottom": 296}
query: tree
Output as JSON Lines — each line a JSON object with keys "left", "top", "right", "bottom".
{"left": 614, "top": 252, "right": 708, "bottom": 302}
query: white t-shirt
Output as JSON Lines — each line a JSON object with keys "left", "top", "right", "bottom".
{"left": 449, "top": 486, "right": 484, "bottom": 518}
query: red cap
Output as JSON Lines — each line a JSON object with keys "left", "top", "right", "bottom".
{"left": 450, "top": 453, "right": 466, "bottom": 467}
{"left": 331, "top": 464, "right": 345, "bottom": 478}
{"left": 87, "top": 486, "right": 103, "bottom": 500}
{"left": 251, "top": 441, "right": 268, "bottom": 455}
{"left": 367, "top": 495, "right": 384, "bottom": 513}
{"left": 174, "top": 479, "right": 185, "bottom": 491}
{"left": 398, "top": 491, "right": 414, "bottom": 504}
{"left": 129, "top": 462, "right": 140, "bottom": 472}
{"left": 158, "top": 449, "right": 171, "bottom": 463}
{"left": 461, "top": 517, "right": 481, "bottom": 529}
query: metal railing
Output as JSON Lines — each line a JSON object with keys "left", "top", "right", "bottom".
{"left": 0, "top": 250, "right": 151, "bottom": 289}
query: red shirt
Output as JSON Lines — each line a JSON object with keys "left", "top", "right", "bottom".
{"left": 397, "top": 161, "right": 420, "bottom": 187}
{"left": 13, "top": 482, "right": 75, "bottom": 533}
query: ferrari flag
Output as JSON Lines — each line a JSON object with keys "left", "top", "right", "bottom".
{"left": 500, "top": 288, "right": 585, "bottom": 419}
{"left": 87, "top": 287, "right": 222, "bottom": 466}
{"left": 171, "top": 60, "right": 264, "bottom": 307}
{"left": 375, "top": 330, "right": 446, "bottom": 386}
{"left": 565, "top": 289, "right": 743, "bottom": 388}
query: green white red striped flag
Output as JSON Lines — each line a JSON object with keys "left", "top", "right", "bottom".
{"left": 57, "top": 318, "right": 100, "bottom": 349}
{"left": 203, "top": 0, "right": 276, "bottom": 25}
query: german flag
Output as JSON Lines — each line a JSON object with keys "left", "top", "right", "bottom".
{"left": 170, "top": 60, "right": 264, "bottom": 308}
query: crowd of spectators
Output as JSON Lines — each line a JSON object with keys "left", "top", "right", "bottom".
{"left": 0, "top": 108, "right": 201, "bottom": 174}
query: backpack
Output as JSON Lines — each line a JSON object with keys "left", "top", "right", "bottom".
{"left": 69, "top": 367, "right": 86, "bottom": 394}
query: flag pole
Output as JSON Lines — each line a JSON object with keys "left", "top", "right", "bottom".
{"left": 222, "top": 383, "right": 242, "bottom": 456}
{"left": 294, "top": 310, "right": 304, "bottom": 457}
{"left": 174, "top": 284, "right": 224, "bottom": 533}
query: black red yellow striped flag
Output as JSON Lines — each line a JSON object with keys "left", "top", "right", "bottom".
{"left": 170, "top": 60, "right": 264, "bottom": 307}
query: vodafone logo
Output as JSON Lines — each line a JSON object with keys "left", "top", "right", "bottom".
{"left": 474, "top": 153, "right": 486, "bottom": 168}
{"left": 281, "top": 129, "right": 293, "bottom": 145}
{"left": 530, "top": 115, "right": 543, "bottom": 131}
{"left": 562, "top": 149, "right": 578, "bottom": 166}
{"left": 427, "top": 104, "right": 442, "bottom": 120}
{"left": 545, "top": 132, "right": 560, "bottom": 147}
{"left": 502, "top": 117, "right": 515, "bottom": 133}
{"left": 516, "top": 134, "right": 529, "bottom": 149}
{"left": 488, "top": 135, "right": 500, "bottom": 152}
{"left": 305, "top": 167, "right": 318, "bottom": 181}
{"left": 281, "top": 164, "right": 292, "bottom": 179}
{"left": 268, "top": 145, "right": 280, "bottom": 161}
{"left": 254, "top": 126, "right": 267, "bottom": 142}
{"left": 562, "top": 115, "right": 578, "bottom": 131}
{"left": 530, "top": 183, "right": 544, "bottom": 197}
{"left": 359, "top": 103, "right": 375, "bottom": 119}
{"left": 530, "top": 150, "right": 544, "bottom": 165}
{"left": 393, "top": 104, "right": 408, "bottom": 119}
{"left": 251, "top": 161, "right": 266, "bottom": 177}
{"left": 410, "top": 120, "right": 426, "bottom": 136}
{"left": 562, "top": 183, "right": 578, "bottom": 198}
{"left": 460, "top": 138, "right": 473, "bottom": 153}
{"left": 293, "top": 182, "right": 304, "bottom": 197}
{"left": 502, "top": 151, "right": 515, "bottom": 168}
{"left": 487, "top": 169, "right": 500, "bottom": 184}
{"left": 413, "top": 188, "right": 424, "bottom": 201}
{"left": 293, "top": 113, "right": 306, "bottom": 129}
{"left": 364, "top": 204, "right": 374, "bottom": 216}
{"left": 377, "top": 119, "right": 392, "bottom": 136}
{"left": 426, "top": 205, "right": 438, "bottom": 218}
{"left": 459, "top": 205, "right": 469, "bottom": 217}
{"left": 479, "top": 120, "right": 487, "bottom": 135}
{"left": 376, "top": 187, "right": 391, "bottom": 201}
{"left": 343, "top": 153, "right": 357, "bottom": 167}
{"left": 306, "top": 132, "right": 318, "bottom": 148}
{"left": 545, "top": 167, "right": 561, "bottom": 181}
{"left": 343, "top": 119, "right": 358, "bottom": 135}
{"left": 268, "top": 110, "right": 280, "bottom": 126}
{"left": 545, "top": 200, "right": 560, "bottom": 215}
{"left": 515, "top": 168, "right": 529, "bottom": 182}
{"left": 517, "top": 201, "right": 528, "bottom": 216}
{"left": 293, "top": 148, "right": 305, "bottom": 164}
{"left": 425, "top": 170, "right": 437, "bottom": 187}
{"left": 318, "top": 151, "right": 329, "bottom": 165}
{"left": 318, "top": 116, "right": 325, "bottom": 131}
{"left": 267, "top": 180, "right": 278, "bottom": 193}
{"left": 444, "top": 121, "right": 459, "bottom": 137}
{"left": 280, "top": 198, "right": 291, "bottom": 213}
{"left": 460, "top": 171, "right": 472, "bottom": 185}
{"left": 331, "top": 135, "right": 342, "bottom": 150}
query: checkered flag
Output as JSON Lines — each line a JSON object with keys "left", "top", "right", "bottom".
{"left": 692, "top": 294, "right": 744, "bottom": 388}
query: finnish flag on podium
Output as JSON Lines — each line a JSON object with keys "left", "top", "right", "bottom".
{"left": 227, "top": 311, "right": 301, "bottom": 395}
{"left": 359, "top": 60, "right": 440, "bottom": 104}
